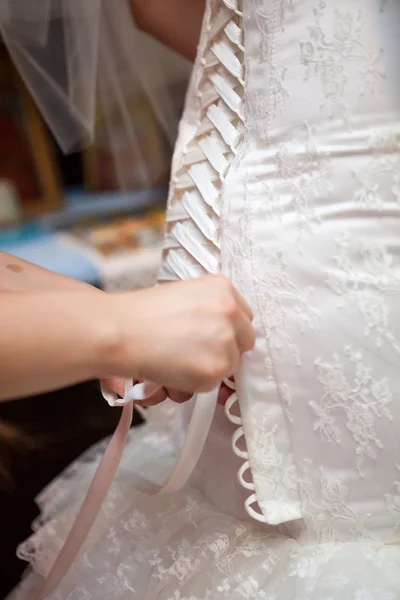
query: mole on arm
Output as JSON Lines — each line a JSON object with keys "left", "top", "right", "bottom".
{"left": 5, "top": 264, "right": 23, "bottom": 273}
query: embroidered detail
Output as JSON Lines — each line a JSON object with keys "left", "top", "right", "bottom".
{"left": 251, "top": 0, "right": 293, "bottom": 138}
{"left": 13, "top": 2, "right": 400, "bottom": 598}
{"left": 207, "top": 526, "right": 278, "bottom": 576}
{"left": 312, "top": 347, "right": 393, "bottom": 475}
{"left": 248, "top": 415, "right": 301, "bottom": 522}
{"left": 298, "top": 459, "right": 372, "bottom": 543}
{"left": 280, "top": 383, "right": 293, "bottom": 423}
{"left": 300, "top": 3, "right": 385, "bottom": 124}
{"left": 385, "top": 466, "right": 400, "bottom": 531}
{"left": 327, "top": 233, "right": 400, "bottom": 353}
{"left": 352, "top": 130, "right": 400, "bottom": 211}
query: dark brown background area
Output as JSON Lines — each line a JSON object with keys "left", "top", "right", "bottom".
{"left": 0, "top": 383, "right": 141, "bottom": 599}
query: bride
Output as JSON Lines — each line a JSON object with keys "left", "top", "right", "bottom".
{"left": 5, "top": 0, "right": 400, "bottom": 597}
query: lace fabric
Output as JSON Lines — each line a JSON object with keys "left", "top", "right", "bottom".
{"left": 9, "top": 0, "right": 400, "bottom": 597}
{"left": 10, "top": 423, "right": 400, "bottom": 599}
{"left": 157, "top": 0, "right": 281, "bottom": 525}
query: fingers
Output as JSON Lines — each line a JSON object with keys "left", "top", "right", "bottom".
{"left": 232, "top": 310, "right": 256, "bottom": 355}
{"left": 227, "top": 339, "right": 241, "bottom": 378}
{"left": 100, "top": 380, "right": 192, "bottom": 407}
{"left": 136, "top": 387, "right": 168, "bottom": 406}
{"left": 214, "top": 275, "right": 255, "bottom": 355}
{"left": 168, "top": 382, "right": 234, "bottom": 406}
{"left": 138, "top": 381, "right": 233, "bottom": 408}
{"left": 217, "top": 381, "right": 235, "bottom": 405}
{"left": 100, "top": 377, "right": 125, "bottom": 398}
{"left": 212, "top": 274, "right": 253, "bottom": 322}
{"left": 136, "top": 388, "right": 193, "bottom": 406}
{"left": 167, "top": 389, "right": 193, "bottom": 403}
{"left": 166, "top": 382, "right": 234, "bottom": 406}
{"left": 232, "top": 287, "right": 254, "bottom": 322}
{"left": 143, "top": 384, "right": 233, "bottom": 408}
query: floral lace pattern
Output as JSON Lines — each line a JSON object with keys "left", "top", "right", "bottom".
{"left": 299, "top": 2, "right": 385, "bottom": 123}
{"left": 327, "top": 234, "right": 400, "bottom": 353}
{"left": 10, "top": 0, "right": 400, "bottom": 598}
{"left": 222, "top": 0, "right": 400, "bottom": 550}
{"left": 313, "top": 347, "right": 393, "bottom": 474}
{"left": 10, "top": 425, "right": 400, "bottom": 600}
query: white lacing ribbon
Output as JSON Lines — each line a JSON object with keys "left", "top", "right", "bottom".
{"left": 36, "top": 381, "right": 220, "bottom": 599}
{"left": 36, "top": 1, "right": 255, "bottom": 595}
{"left": 160, "top": 0, "right": 263, "bottom": 524}
{"left": 225, "top": 385, "right": 268, "bottom": 523}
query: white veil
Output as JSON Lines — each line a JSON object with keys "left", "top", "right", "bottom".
{"left": 0, "top": 0, "right": 191, "bottom": 188}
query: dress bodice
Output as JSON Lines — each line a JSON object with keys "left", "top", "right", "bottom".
{"left": 9, "top": 2, "right": 400, "bottom": 599}
{"left": 161, "top": 0, "right": 400, "bottom": 544}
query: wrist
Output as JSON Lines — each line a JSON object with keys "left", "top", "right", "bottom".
{"left": 90, "top": 292, "right": 142, "bottom": 381}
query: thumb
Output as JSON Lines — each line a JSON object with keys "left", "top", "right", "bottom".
{"left": 100, "top": 377, "right": 126, "bottom": 398}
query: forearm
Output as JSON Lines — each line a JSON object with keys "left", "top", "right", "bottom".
{"left": 0, "top": 291, "right": 115, "bottom": 401}
{"left": 131, "top": 0, "right": 205, "bottom": 61}
{"left": 0, "top": 252, "right": 101, "bottom": 295}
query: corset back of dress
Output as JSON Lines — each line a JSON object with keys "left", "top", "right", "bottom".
{"left": 160, "top": 0, "right": 400, "bottom": 543}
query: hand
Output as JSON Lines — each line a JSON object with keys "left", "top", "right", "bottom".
{"left": 101, "top": 275, "right": 255, "bottom": 395}
{"left": 100, "top": 377, "right": 235, "bottom": 407}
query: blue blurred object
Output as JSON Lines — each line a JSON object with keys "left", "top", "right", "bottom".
{"left": 1, "top": 234, "right": 101, "bottom": 285}
{"left": 0, "top": 221, "right": 45, "bottom": 248}
{"left": 0, "top": 188, "right": 167, "bottom": 285}
{"left": 42, "top": 187, "right": 168, "bottom": 230}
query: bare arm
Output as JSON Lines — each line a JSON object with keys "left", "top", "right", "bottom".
{"left": 0, "top": 278, "right": 255, "bottom": 403}
{"left": 131, "top": 0, "right": 205, "bottom": 61}
{"left": 0, "top": 254, "right": 241, "bottom": 406}
{"left": 0, "top": 252, "right": 100, "bottom": 295}
{"left": 0, "top": 290, "right": 116, "bottom": 400}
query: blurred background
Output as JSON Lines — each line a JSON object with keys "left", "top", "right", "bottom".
{"left": 0, "top": 29, "right": 190, "bottom": 597}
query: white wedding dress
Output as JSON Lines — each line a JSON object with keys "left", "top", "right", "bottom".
{"left": 10, "top": 1, "right": 400, "bottom": 598}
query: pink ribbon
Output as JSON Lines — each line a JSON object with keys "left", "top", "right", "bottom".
{"left": 36, "top": 381, "right": 220, "bottom": 599}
